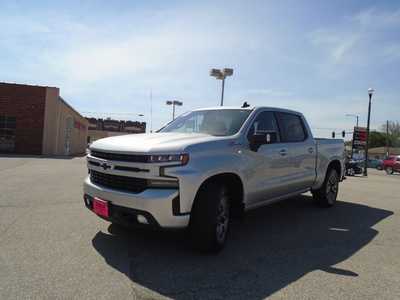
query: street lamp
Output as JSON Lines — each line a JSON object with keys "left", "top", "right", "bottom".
{"left": 210, "top": 68, "right": 234, "bottom": 106}
{"left": 345, "top": 114, "right": 359, "bottom": 127}
{"left": 363, "top": 88, "right": 375, "bottom": 176}
{"left": 166, "top": 100, "right": 183, "bottom": 120}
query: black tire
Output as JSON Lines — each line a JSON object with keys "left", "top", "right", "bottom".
{"left": 385, "top": 167, "right": 394, "bottom": 175}
{"left": 189, "top": 181, "right": 231, "bottom": 253}
{"left": 346, "top": 168, "right": 355, "bottom": 176}
{"left": 312, "top": 168, "right": 339, "bottom": 207}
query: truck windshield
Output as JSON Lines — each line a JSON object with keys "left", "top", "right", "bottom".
{"left": 159, "top": 109, "right": 252, "bottom": 136}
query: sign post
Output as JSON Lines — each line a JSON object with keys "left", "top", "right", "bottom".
{"left": 352, "top": 126, "right": 367, "bottom": 159}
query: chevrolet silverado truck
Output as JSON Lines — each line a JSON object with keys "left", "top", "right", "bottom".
{"left": 84, "top": 106, "right": 345, "bottom": 252}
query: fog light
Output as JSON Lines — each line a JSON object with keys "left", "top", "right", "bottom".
{"left": 84, "top": 196, "right": 91, "bottom": 206}
{"left": 137, "top": 214, "right": 149, "bottom": 224}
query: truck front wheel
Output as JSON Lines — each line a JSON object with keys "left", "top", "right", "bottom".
{"left": 312, "top": 168, "right": 339, "bottom": 207}
{"left": 189, "top": 181, "right": 231, "bottom": 253}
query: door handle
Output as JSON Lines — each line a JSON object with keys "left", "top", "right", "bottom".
{"left": 308, "top": 147, "right": 314, "bottom": 154}
{"left": 279, "top": 149, "right": 287, "bottom": 156}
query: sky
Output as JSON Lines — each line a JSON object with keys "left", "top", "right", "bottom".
{"left": 1, "top": 0, "right": 399, "bottom": 138}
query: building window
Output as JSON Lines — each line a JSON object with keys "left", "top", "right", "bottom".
{"left": 0, "top": 116, "right": 16, "bottom": 152}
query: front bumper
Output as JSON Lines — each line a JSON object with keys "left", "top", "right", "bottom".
{"left": 83, "top": 176, "right": 190, "bottom": 229}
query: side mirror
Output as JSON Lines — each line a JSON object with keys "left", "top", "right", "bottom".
{"left": 249, "top": 131, "right": 278, "bottom": 151}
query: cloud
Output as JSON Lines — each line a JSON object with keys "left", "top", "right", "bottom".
{"left": 352, "top": 7, "right": 400, "bottom": 28}
{"left": 382, "top": 43, "right": 400, "bottom": 61}
{"left": 0, "top": 2, "right": 399, "bottom": 137}
{"left": 309, "top": 7, "right": 400, "bottom": 66}
{"left": 246, "top": 89, "right": 293, "bottom": 97}
{"left": 310, "top": 30, "right": 360, "bottom": 64}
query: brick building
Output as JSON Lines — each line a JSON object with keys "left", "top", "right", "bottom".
{"left": 86, "top": 117, "right": 146, "bottom": 143}
{"left": 0, "top": 82, "right": 88, "bottom": 155}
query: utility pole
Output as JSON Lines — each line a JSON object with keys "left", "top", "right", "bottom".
{"left": 150, "top": 89, "right": 153, "bottom": 133}
{"left": 386, "top": 120, "right": 389, "bottom": 158}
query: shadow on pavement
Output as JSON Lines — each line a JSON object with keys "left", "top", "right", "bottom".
{"left": 92, "top": 195, "right": 393, "bottom": 299}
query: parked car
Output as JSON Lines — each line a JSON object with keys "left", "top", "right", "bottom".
{"left": 368, "top": 158, "right": 383, "bottom": 170}
{"left": 83, "top": 106, "right": 345, "bottom": 252}
{"left": 383, "top": 156, "right": 400, "bottom": 174}
{"left": 345, "top": 159, "right": 363, "bottom": 176}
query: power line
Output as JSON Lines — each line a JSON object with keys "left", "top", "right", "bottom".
{"left": 312, "top": 127, "right": 351, "bottom": 131}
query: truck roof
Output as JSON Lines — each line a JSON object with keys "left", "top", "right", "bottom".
{"left": 193, "top": 106, "right": 302, "bottom": 115}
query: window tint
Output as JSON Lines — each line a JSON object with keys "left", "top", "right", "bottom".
{"left": 247, "top": 111, "right": 279, "bottom": 140}
{"left": 276, "top": 112, "right": 307, "bottom": 142}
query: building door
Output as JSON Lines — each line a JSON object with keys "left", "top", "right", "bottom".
{"left": 0, "top": 116, "right": 16, "bottom": 152}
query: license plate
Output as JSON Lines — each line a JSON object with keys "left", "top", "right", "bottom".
{"left": 93, "top": 197, "right": 109, "bottom": 218}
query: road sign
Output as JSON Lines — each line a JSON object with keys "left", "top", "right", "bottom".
{"left": 353, "top": 126, "right": 367, "bottom": 150}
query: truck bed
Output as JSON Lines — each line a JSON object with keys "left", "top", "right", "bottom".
{"left": 314, "top": 138, "right": 345, "bottom": 187}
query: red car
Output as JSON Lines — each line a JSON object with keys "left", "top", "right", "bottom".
{"left": 383, "top": 156, "right": 400, "bottom": 174}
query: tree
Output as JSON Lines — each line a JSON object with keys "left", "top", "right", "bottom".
{"left": 380, "top": 121, "right": 400, "bottom": 136}
{"left": 368, "top": 131, "right": 387, "bottom": 148}
{"left": 379, "top": 121, "right": 400, "bottom": 147}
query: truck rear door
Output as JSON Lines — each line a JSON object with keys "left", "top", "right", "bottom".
{"left": 275, "top": 112, "right": 316, "bottom": 192}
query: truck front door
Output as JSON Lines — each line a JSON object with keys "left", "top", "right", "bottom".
{"left": 245, "top": 111, "right": 292, "bottom": 204}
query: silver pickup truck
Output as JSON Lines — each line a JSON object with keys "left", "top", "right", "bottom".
{"left": 84, "top": 106, "right": 345, "bottom": 252}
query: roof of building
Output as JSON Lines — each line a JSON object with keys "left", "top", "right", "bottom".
{"left": 369, "top": 147, "right": 400, "bottom": 155}
{"left": 58, "top": 97, "right": 86, "bottom": 121}
{"left": 0, "top": 81, "right": 58, "bottom": 89}
{"left": 1, "top": 81, "right": 86, "bottom": 121}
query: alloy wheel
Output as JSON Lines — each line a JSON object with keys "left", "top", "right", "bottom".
{"left": 326, "top": 172, "right": 338, "bottom": 204}
{"left": 216, "top": 190, "right": 230, "bottom": 244}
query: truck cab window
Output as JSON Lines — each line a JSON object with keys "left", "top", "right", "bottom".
{"left": 276, "top": 112, "right": 307, "bottom": 142}
{"left": 247, "top": 111, "right": 279, "bottom": 141}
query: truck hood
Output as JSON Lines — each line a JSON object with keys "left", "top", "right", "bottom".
{"left": 90, "top": 132, "right": 226, "bottom": 154}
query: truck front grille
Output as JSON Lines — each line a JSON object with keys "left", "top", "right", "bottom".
{"left": 91, "top": 150, "right": 149, "bottom": 163}
{"left": 90, "top": 170, "right": 148, "bottom": 193}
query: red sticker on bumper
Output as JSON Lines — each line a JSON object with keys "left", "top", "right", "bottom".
{"left": 93, "top": 198, "right": 109, "bottom": 218}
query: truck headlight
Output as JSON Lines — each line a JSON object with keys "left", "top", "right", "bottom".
{"left": 149, "top": 153, "right": 189, "bottom": 165}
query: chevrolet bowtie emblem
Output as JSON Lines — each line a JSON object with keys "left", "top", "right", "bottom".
{"left": 100, "top": 162, "right": 112, "bottom": 170}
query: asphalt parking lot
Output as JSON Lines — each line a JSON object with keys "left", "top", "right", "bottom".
{"left": 0, "top": 156, "right": 399, "bottom": 299}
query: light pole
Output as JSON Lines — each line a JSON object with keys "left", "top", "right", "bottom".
{"left": 210, "top": 68, "right": 234, "bottom": 106}
{"left": 166, "top": 100, "right": 183, "bottom": 120}
{"left": 137, "top": 114, "right": 146, "bottom": 132}
{"left": 363, "top": 88, "right": 375, "bottom": 176}
{"left": 345, "top": 114, "right": 359, "bottom": 159}
{"left": 345, "top": 114, "right": 359, "bottom": 127}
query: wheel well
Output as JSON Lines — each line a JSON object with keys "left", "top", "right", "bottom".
{"left": 328, "top": 160, "right": 341, "bottom": 176}
{"left": 195, "top": 173, "right": 244, "bottom": 218}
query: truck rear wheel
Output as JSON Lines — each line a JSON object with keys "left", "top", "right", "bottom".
{"left": 312, "top": 168, "right": 339, "bottom": 207}
{"left": 189, "top": 181, "right": 231, "bottom": 253}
